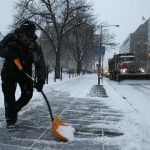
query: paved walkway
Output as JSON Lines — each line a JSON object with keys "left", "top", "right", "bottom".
{"left": 0, "top": 87, "right": 123, "bottom": 150}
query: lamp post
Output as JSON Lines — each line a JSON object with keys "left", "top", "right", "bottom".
{"left": 98, "top": 24, "right": 119, "bottom": 85}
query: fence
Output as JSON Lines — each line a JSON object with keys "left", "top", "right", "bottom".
{"left": 32, "top": 65, "right": 93, "bottom": 84}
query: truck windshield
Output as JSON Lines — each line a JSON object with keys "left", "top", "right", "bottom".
{"left": 120, "top": 57, "right": 135, "bottom": 62}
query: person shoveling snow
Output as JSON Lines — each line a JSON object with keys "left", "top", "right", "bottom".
{"left": 13, "top": 58, "right": 75, "bottom": 142}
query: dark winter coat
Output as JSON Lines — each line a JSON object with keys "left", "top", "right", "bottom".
{"left": 0, "top": 33, "right": 46, "bottom": 82}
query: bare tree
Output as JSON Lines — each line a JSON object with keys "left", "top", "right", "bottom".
{"left": 13, "top": 0, "right": 91, "bottom": 78}
{"left": 64, "top": 23, "right": 94, "bottom": 74}
{"left": 96, "top": 24, "right": 118, "bottom": 49}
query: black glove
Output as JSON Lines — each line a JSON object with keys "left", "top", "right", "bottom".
{"left": 7, "top": 42, "right": 20, "bottom": 59}
{"left": 34, "top": 81, "right": 44, "bottom": 92}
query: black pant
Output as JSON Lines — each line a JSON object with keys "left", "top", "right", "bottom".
{"left": 1, "top": 72, "right": 33, "bottom": 124}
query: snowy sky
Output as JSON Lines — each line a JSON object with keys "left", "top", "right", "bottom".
{"left": 0, "top": 0, "right": 16, "bottom": 35}
{"left": 0, "top": 0, "right": 150, "bottom": 66}
{"left": 92, "top": 0, "right": 150, "bottom": 67}
{"left": 0, "top": 0, "right": 150, "bottom": 43}
{"left": 92, "top": 0, "right": 150, "bottom": 44}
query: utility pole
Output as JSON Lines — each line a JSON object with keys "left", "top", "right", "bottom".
{"left": 98, "top": 24, "right": 119, "bottom": 85}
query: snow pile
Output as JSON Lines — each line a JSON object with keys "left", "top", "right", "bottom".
{"left": 56, "top": 125, "right": 75, "bottom": 142}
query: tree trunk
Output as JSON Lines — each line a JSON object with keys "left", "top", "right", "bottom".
{"left": 77, "top": 61, "right": 82, "bottom": 75}
{"left": 55, "top": 50, "right": 60, "bottom": 79}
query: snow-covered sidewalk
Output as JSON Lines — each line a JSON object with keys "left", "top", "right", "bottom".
{"left": 0, "top": 73, "right": 149, "bottom": 150}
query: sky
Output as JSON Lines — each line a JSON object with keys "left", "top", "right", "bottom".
{"left": 92, "top": 0, "right": 150, "bottom": 44}
{"left": 0, "top": 0, "right": 16, "bottom": 35}
{"left": 92, "top": 0, "right": 150, "bottom": 66}
{"left": 0, "top": 0, "right": 150, "bottom": 43}
{"left": 0, "top": 0, "right": 150, "bottom": 62}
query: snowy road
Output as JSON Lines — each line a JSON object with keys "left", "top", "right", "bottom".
{"left": 0, "top": 74, "right": 150, "bottom": 149}
{"left": 106, "top": 79, "right": 150, "bottom": 150}
{"left": 107, "top": 79, "right": 150, "bottom": 124}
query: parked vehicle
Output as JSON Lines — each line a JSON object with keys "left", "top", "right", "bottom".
{"left": 108, "top": 53, "right": 150, "bottom": 81}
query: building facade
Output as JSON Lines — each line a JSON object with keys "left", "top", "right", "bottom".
{"left": 146, "top": 19, "right": 150, "bottom": 71}
{"left": 119, "top": 34, "right": 131, "bottom": 53}
{"left": 148, "top": 19, "right": 150, "bottom": 51}
{"left": 119, "top": 18, "right": 150, "bottom": 71}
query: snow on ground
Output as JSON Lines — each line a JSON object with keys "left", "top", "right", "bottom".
{"left": 105, "top": 79, "right": 150, "bottom": 150}
{"left": 45, "top": 73, "right": 150, "bottom": 149}
{"left": 107, "top": 79, "right": 150, "bottom": 125}
{"left": 44, "top": 72, "right": 95, "bottom": 98}
{"left": 1, "top": 72, "right": 150, "bottom": 149}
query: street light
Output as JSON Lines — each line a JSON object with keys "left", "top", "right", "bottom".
{"left": 98, "top": 24, "right": 119, "bottom": 85}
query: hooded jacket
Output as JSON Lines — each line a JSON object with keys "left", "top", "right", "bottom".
{"left": 0, "top": 33, "right": 46, "bottom": 83}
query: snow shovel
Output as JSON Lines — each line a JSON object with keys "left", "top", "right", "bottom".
{"left": 14, "top": 58, "right": 74, "bottom": 142}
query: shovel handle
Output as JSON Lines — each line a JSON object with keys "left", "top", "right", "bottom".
{"left": 41, "top": 91, "right": 54, "bottom": 121}
{"left": 14, "top": 58, "right": 54, "bottom": 121}
{"left": 14, "top": 58, "right": 23, "bottom": 70}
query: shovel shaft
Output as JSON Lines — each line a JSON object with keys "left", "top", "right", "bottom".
{"left": 41, "top": 91, "right": 54, "bottom": 121}
{"left": 23, "top": 72, "right": 54, "bottom": 121}
{"left": 14, "top": 58, "right": 54, "bottom": 121}
{"left": 23, "top": 71, "right": 54, "bottom": 121}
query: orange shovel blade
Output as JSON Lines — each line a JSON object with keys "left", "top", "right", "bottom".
{"left": 51, "top": 115, "right": 68, "bottom": 142}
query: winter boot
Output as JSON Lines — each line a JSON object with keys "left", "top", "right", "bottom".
{"left": 5, "top": 108, "right": 18, "bottom": 127}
